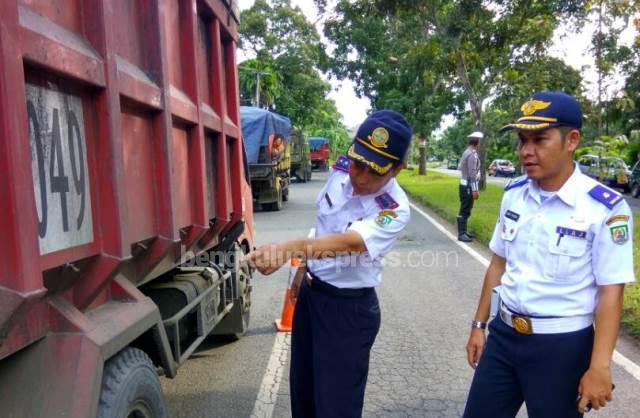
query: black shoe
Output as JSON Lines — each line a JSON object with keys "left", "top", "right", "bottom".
{"left": 460, "top": 216, "right": 474, "bottom": 239}
{"left": 457, "top": 217, "right": 473, "bottom": 242}
{"left": 458, "top": 233, "right": 473, "bottom": 242}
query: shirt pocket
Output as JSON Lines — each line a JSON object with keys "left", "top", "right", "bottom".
{"left": 545, "top": 236, "right": 589, "bottom": 281}
{"left": 500, "top": 221, "right": 518, "bottom": 258}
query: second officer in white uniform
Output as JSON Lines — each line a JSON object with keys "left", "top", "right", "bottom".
{"left": 463, "top": 91, "right": 635, "bottom": 418}
{"left": 247, "top": 110, "right": 412, "bottom": 418}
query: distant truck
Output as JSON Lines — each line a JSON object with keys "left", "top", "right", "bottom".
{"left": 290, "top": 129, "right": 312, "bottom": 182}
{"left": 242, "top": 107, "right": 292, "bottom": 210}
{"left": 0, "top": 1, "right": 254, "bottom": 417}
{"left": 309, "top": 136, "right": 331, "bottom": 171}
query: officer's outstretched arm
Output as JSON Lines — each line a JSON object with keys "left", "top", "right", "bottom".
{"left": 245, "top": 231, "right": 367, "bottom": 275}
{"left": 466, "top": 254, "right": 505, "bottom": 369}
{"left": 577, "top": 283, "right": 624, "bottom": 413}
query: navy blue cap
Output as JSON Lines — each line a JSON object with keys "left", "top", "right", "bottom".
{"left": 347, "top": 110, "right": 412, "bottom": 175}
{"left": 499, "top": 91, "right": 582, "bottom": 134}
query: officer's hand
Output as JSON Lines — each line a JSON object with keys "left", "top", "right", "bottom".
{"left": 466, "top": 329, "right": 486, "bottom": 369}
{"left": 244, "top": 244, "right": 288, "bottom": 275}
{"left": 472, "top": 191, "right": 479, "bottom": 200}
{"left": 577, "top": 367, "right": 612, "bottom": 413}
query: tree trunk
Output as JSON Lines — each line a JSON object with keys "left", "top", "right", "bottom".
{"left": 418, "top": 146, "right": 427, "bottom": 175}
{"left": 454, "top": 48, "right": 486, "bottom": 189}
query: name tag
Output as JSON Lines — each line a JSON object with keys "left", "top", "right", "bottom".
{"left": 556, "top": 226, "right": 587, "bottom": 239}
{"left": 505, "top": 210, "right": 520, "bottom": 222}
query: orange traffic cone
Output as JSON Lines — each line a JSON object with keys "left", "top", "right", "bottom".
{"left": 275, "top": 257, "right": 302, "bottom": 332}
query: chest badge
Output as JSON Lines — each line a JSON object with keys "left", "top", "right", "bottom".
{"left": 375, "top": 210, "right": 397, "bottom": 227}
{"left": 375, "top": 192, "right": 399, "bottom": 209}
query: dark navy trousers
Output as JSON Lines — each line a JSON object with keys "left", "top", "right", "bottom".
{"left": 463, "top": 317, "right": 594, "bottom": 418}
{"left": 290, "top": 278, "right": 381, "bottom": 418}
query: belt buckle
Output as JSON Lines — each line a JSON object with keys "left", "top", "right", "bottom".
{"left": 511, "top": 315, "right": 533, "bottom": 335}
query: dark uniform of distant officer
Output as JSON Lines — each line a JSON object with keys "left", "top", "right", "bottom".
{"left": 457, "top": 131, "right": 483, "bottom": 242}
{"left": 246, "top": 110, "right": 412, "bottom": 418}
{"left": 463, "top": 92, "right": 635, "bottom": 418}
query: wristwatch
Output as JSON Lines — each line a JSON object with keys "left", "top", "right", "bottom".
{"left": 471, "top": 320, "right": 487, "bottom": 330}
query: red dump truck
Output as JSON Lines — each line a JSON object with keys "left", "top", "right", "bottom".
{"left": 309, "top": 136, "right": 330, "bottom": 171}
{"left": 0, "top": 1, "right": 254, "bottom": 417}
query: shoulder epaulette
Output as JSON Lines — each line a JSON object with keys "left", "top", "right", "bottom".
{"left": 333, "top": 155, "right": 350, "bottom": 173}
{"left": 375, "top": 192, "right": 399, "bottom": 209}
{"left": 588, "top": 184, "right": 623, "bottom": 209}
{"left": 504, "top": 176, "right": 529, "bottom": 191}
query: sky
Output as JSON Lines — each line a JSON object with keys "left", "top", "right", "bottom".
{"left": 238, "top": 0, "right": 637, "bottom": 133}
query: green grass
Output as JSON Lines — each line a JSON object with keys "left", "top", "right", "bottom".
{"left": 625, "top": 221, "right": 640, "bottom": 336}
{"left": 397, "top": 169, "right": 640, "bottom": 337}
{"left": 398, "top": 170, "right": 504, "bottom": 245}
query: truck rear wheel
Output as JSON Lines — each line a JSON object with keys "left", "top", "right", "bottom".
{"left": 264, "top": 189, "right": 283, "bottom": 211}
{"left": 97, "top": 348, "right": 166, "bottom": 418}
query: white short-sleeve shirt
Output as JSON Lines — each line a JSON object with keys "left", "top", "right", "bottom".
{"left": 307, "top": 168, "right": 410, "bottom": 288}
{"left": 490, "top": 164, "right": 635, "bottom": 317}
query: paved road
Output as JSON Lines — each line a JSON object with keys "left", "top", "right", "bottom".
{"left": 434, "top": 167, "right": 640, "bottom": 212}
{"left": 162, "top": 171, "right": 640, "bottom": 417}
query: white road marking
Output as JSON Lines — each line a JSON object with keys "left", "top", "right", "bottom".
{"left": 409, "top": 201, "right": 640, "bottom": 383}
{"left": 613, "top": 350, "right": 640, "bottom": 381}
{"left": 251, "top": 332, "right": 290, "bottom": 418}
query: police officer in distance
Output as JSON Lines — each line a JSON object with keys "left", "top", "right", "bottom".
{"left": 246, "top": 110, "right": 412, "bottom": 418}
{"left": 463, "top": 92, "right": 635, "bottom": 417}
{"left": 458, "top": 131, "right": 483, "bottom": 242}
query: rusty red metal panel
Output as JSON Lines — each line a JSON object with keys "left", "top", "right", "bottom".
{"left": 111, "top": 0, "right": 150, "bottom": 71}
{"left": 164, "top": 0, "right": 187, "bottom": 94}
{"left": 19, "top": 0, "right": 83, "bottom": 33}
{"left": 197, "top": 13, "right": 214, "bottom": 107}
{"left": 1, "top": 0, "right": 249, "bottom": 413}
{"left": 121, "top": 104, "right": 159, "bottom": 243}
{"left": 0, "top": 1, "right": 42, "bottom": 293}
{"left": 172, "top": 125, "right": 195, "bottom": 228}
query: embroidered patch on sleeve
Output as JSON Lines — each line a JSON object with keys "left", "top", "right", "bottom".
{"left": 606, "top": 214, "right": 630, "bottom": 226}
{"left": 610, "top": 224, "right": 629, "bottom": 245}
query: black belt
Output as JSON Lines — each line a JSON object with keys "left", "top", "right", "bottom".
{"left": 306, "top": 272, "right": 374, "bottom": 298}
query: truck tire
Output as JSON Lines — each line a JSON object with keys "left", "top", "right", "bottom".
{"left": 97, "top": 348, "right": 166, "bottom": 418}
{"left": 306, "top": 168, "right": 312, "bottom": 181}
{"left": 264, "top": 189, "right": 283, "bottom": 211}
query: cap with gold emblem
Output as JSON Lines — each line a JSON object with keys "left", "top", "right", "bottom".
{"left": 499, "top": 91, "right": 583, "bottom": 133}
{"left": 347, "top": 110, "right": 412, "bottom": 175}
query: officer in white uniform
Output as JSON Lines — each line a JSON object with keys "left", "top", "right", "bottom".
{"left": 463, "top": 92, "right": 635, "bottom": 418}
{"left": 246, "top": 110, "right": 412, "bottom": 418}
